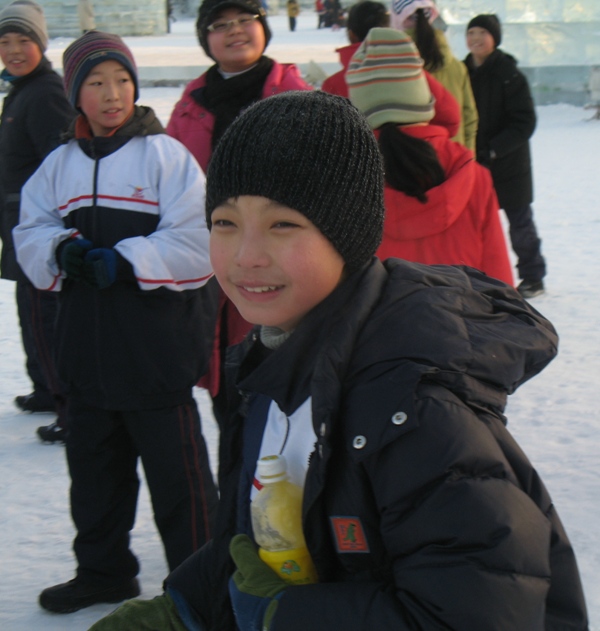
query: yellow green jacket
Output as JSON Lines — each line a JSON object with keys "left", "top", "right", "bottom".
{"left": 408, "top": 28, "right": 478, "bottom": 152}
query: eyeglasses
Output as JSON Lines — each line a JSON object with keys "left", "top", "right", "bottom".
{"left": 207, "top": 14, "right": 260, "bottom": 33}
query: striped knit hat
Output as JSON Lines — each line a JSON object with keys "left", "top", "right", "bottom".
{"left": 390, "top": 0, "right": 439, "bottom": 30}
{"left": 0, "top": 0, "right": 48, "bottom": 52}
{"left": 62, "top": 31, "right": 139, "bottom": 108}
{"left": 346, "top": 27, "right": 434, "bottom": 129}
{"left": 206, "top": 91, "right": 384, "bottom": 272}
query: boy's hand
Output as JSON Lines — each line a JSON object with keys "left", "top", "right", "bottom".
{"left": 83, "top": 248, "right": 117, "bottom": 289}
{"left": 58, "top": 238, "right": 93, "bottom": 281}
{"left": 229, "top": 534, "right": 286, "bottom": 631}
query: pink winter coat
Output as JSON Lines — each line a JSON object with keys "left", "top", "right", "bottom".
{"left": 167, "top": 61, "right": 312, "bottom": 396}
{"left": 167, "top": 61, "right": 311, "bottom": 172}
{"left": 376, "top": 124, "right": 514, "bottom": 286}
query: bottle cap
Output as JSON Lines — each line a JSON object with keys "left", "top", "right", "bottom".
{"left": 257, "top": 454, "right": 288, "bottom": 484}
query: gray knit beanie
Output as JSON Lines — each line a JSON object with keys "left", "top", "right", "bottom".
{"left": 206, "top": 91, "right": 385, "bottom": 272}
{"left": 0, "top": 0, "right": 48, "bottom": 52}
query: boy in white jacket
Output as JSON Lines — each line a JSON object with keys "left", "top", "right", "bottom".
{"left": 13, "top": 30, "right": 218, "bottom": 614}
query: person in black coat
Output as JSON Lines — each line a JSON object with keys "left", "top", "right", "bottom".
{"left": 87, "top": 92, "right": 588, "bottom": 631}
{"left": 0, "top": 0, "right": 76, "bottom": 441}
{"left": 465, "top": 14, "right": 546, "bottom": 299}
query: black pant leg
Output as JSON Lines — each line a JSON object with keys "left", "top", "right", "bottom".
{"left": 16, "top": 280, "right": 53, "bottom": 402}
{"left": 15, "top": 280, "right": 68, "bottom": 423}
{"left": 504, "top": 204, "right": 546, "bottom": 282}
{"left": 67, "top": 399, "right": 140, "bottom": 583}
{"left": 128, "top": 399, "right": 218, "bottom": 571}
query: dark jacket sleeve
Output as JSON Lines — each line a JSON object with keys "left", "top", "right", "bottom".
{"left": 24, "top": 74, "right": 75, "bottom": 162}
{"left": 488, "top": 65, "right": 536, "bottom": 160}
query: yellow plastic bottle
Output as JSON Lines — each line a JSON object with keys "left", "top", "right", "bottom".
{"left": 251, "top": 455, "right": 318, "bottom": 585}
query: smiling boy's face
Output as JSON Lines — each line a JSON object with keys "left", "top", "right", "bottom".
{"left": 210, "top": 195, "right": 346, "bottom": 332}
{"left": 0, "top": 31, "right": 42, "bottom": 77}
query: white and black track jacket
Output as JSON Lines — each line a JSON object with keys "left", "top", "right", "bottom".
{"left": 13, "top": 107, "right": 215, "bottom": 410}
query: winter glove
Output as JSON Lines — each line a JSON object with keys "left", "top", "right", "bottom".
{"left": 57, "top": 238, "right": 93, "bottom": 281}
{"left": 229, "top": 534, "right": 286, "bottom": 631}
{"left": 83, "top": 248, "right": 118, "bottom": 289}
{"left": 87, "top": 590, "right": 199, "bottom": 631}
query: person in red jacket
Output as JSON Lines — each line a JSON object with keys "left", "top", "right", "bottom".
{"left": 166, "top": 0, "right": 312, "bottom": 426}
{"left": 321, "top": 0, "right": 460, "bottom": 140}
{"left": 347, "top": 27, "right": 513, "bottom": 285}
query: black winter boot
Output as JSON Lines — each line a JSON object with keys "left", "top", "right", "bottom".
{"left": 39, "top": 576, "right": 140, "bottom": 613}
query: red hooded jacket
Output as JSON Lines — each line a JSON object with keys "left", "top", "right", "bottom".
{"left": 376, "top": 124, "right": 514, "bottom": 286}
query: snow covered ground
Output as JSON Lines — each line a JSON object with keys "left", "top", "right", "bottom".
{"left": 0, "top": 14, "right": 598, "bottom": 631}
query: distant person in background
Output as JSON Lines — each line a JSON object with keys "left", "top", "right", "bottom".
{"left": 391, "top": 0, "right": 478, "bottom": 152}
{"left": 321, "top": 1, "right": 461, "bottom": 142}
{"left": 347, "top": 28, "right": 513, "bottom": 285}
{"left": 465, "top": 14, "right": 546, "bottom": 298}
{"left": 77, "top": 0, "right": 95, "bottom": 33}
{"left": 0, "top": 0, "right": 76, "bottom": 443}
{"left": 315, "top": 0, "right": 326, "bottom": 28}
{"left": 166, "top": 0, "right": 311, "bottom": 429}
{"left": 287, "top": 0, "right": 300, "bottom": 31}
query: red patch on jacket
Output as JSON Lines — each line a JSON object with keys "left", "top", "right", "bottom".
{"left": 330, "top": 516, "right": 369, "bottom": 553}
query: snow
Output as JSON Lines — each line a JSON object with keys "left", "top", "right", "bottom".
{"left": 0, "top": 14, "right": 599, "bottom": 631}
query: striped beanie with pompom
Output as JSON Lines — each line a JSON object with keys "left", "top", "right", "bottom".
{"left": 206, "top": 91, "right": 385, "bottom": 272}
{"left": 346, "top": 27, "right": 434, "bottom": 130}
{"left": 62, "top": 30, "right": 139, "bottom": 108}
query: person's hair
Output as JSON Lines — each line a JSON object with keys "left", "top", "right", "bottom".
{"left": 347, "top": 1, "right": 389, "bottom": 42}
{"left": 412, "top": 8, "right": 444, "bottom": 73}
{"left": 377, "top": 122, "right": 445, "bottom": 202}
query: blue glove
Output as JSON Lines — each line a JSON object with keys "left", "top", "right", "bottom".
{"left": 58, "top": 238, "right": 93, "bottom": 281}
{"left": 83, "top": 248, "right": 118, "bottom": 289}
{"left": 229, "top": 534, "right": 286, "bottom": 631}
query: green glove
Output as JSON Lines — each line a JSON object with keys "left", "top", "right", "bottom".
{"left": 88, "top": 593, "right": 188, "bottom": 631}
{"left": 229, "top": 534, "right": 287, "bottom": 631}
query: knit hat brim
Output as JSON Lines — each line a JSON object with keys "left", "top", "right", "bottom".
{"left": 347, "top": 27, "right": 434, "bottom": 129}
{"left": 206, "top": 91, "right": 385, "bottom": 272}
{"left": 62, "top": 31, "right": 139, "bottom": 108}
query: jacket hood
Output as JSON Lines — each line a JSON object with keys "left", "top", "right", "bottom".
{"left": 381, "top": 124, "right": 477, "bottom": 240}
{"left": 348, "top": 259, "right": 557, "bottom": 413}
{"left": 236, "top": 258, "right": 557, "bottom": 419}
